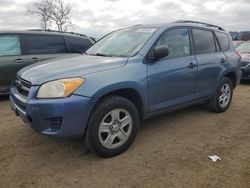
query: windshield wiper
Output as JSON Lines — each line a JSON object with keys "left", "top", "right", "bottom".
{"left": 85, "top": 53, "right": 127, "bottom": 57}
{"left": 95, "top": 53, "right": 110, "bottom": 57}
{"left": 86, "top": 53, "right": 110, "bottom": 57}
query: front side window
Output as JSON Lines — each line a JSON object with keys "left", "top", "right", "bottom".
{"left": 215, "top": 32, "right": 230, "bottom": 51}
{"left": 193, "top": 29, "right": 216, "bottom": 54}
{"left": 155, "top": 28, "right": 191, "bottom": 59}
{"left": 0, "top": 35, "right": 21, "bottom": 56}
{"left": 86, "top": 27, "right": 157, "bottom": 57}
{"left": 26, "top": 35, "right": 66, "bottom": 54}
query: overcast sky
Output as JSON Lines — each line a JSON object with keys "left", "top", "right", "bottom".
{"left": 0, "top": 0, "right": 250, "bottom": 37}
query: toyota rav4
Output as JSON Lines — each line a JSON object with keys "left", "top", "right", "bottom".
{"left": 10, "top": 21, "right": 242, "bottom": 157}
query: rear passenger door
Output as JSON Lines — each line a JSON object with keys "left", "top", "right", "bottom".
{"left": 22, "top": 34, "right": 72, "bottom": 64}
{"left": 148, "top": 27, "right": 198, "bottom": 114}
{"left": 191, "top": 28, "right": 227, "bottom": 97}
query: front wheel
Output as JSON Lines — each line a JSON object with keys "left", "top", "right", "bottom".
{"left": 208, "top": 77, "right": 233, "bottom": 113}
{"left": 85, "top": 96, "right": 140, "bottom": 158}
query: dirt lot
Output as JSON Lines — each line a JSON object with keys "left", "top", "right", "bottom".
{"left": 0, "top": 83, "right": 250, "bottom": 188}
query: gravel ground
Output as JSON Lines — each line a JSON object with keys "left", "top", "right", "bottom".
{"left": 0, "top": 82, "right": 250, "bottom": 188}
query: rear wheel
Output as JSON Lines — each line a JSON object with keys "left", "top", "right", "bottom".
{"left": 85, "top": 96, "right": 139, "bottom": 158}
{"left": 208, "top": 77, "right": 233, "bottom": 113}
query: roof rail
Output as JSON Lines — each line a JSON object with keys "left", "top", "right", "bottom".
{"left": 174, "top": 20, "right": 225, "bottom": 31}
{"left": 27, "top": 29, "right": 88, "bottom": 37}
{"left": 133, "top": 24, "right": 142, "bottom": 27}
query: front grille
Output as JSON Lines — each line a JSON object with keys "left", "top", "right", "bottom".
{"left": 241, "top": 61, "right": 250, "bottom": 68}
{"left": 14, "top": 77, "right": 31, "bottom": 98}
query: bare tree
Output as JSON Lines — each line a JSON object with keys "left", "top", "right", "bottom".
{"left": 50, "top": 0, "right": 72, "bottom": 32}
{"left": 27, "top": 0, "right": 72, "bottom": 32}
{"left": 27, "top": 0, "right": 53, "bottom": 30}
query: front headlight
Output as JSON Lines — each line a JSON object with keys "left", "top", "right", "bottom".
{"left": 37, "top": 78, "right": 84, "bottom": 99}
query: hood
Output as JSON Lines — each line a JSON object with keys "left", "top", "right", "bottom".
{"left": 18, "top": 55, "right": 128, "bottom": 85}
{"left": 241, "top": 53, "right": 250, "bottom": 62}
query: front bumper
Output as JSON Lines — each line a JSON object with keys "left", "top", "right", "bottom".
{"left": 10, "top": 86, "right": 94, "bottom": 138}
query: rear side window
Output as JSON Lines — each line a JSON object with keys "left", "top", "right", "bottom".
{"left": 26, "top": 35, "right": 66, "bottom": 54}
{"left": 65, "top": 37, "right": 93, "bottom": 53}
{"left": 215, "top": 32, "right": 230, "bottom": 51}
{"left": 155, "top": 28, "right": 191, "bottom": 59}
{"left": 0, "top": 35, "right": 21, "bottom": 56}
{"left": 192, "top": 29, "right": 216, "bottom": 54}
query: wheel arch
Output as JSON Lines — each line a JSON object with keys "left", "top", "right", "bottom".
{"left": 224, "top": 71, "right": 237, "bottom": 88}
{"left": 91, "top": 83, "right": 147, "bottom": 121}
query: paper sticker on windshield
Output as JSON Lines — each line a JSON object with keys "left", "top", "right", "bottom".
{"left": 137, "top": 28, "right": 156, "bottom": 33}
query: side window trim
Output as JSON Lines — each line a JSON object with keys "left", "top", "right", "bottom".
{"left": 212, "top": 31, "right": 222, "bottom": 52}
{"left": 187, "top": 26, "right": 195, "bottom": 56}
{"left": 21, "top": 34, "right": 29, "bottom": 55}
{"left": 63, "top": 36, "right": 71, "bottom": 53}
{"left": 187, "top": 26, "right": 195, "bottom": 55}
{"left": 148, "top": 26, "right": 192, "bottom": 61}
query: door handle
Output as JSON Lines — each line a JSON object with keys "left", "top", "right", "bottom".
{"left": 187, "top": 62, "right": 197, "bottom": 69}
{"left": 13, "top": 59, "right": 26, "bottom": 63}
{"left": 29, "top": 57, "right": 40, "bottom": 63}
{"left": 220, "top": 58, "right": 227, "bottom": 64}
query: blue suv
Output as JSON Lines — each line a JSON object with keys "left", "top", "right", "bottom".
{"left": 10, "top": 21, "right": 242, "bottom": 157}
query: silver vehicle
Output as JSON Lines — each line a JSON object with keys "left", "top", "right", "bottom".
{"left": 236, "top": 42, "right": 250, "bottom": 80}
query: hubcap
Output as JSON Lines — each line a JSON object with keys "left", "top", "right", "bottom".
{"left": 110, "top": 123, "right": 120, "bottom": 132}
{"left": 98, "top": 109, "right": 133, "bottom": 149}
{"left": 219, "top": 83, "right": 231, "bottom": 108}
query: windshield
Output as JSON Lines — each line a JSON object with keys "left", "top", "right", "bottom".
{"left": 86, "top": 27, "right": 157, "bottom": 57}
{"left": 236, "top": 42, "right": 250, "bottom": 54}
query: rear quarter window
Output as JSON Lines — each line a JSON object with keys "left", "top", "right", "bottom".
{"left": 215, "top": 32, "right": 230, "bottom": 51}
{"left": 192, "top": 29, "right": 216, "bottom": 54}
{"left": 65, "top": 36, "right": 93, "bottom": 53}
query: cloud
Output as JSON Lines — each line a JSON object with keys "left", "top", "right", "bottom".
{"left": 141, "top": 0, "right": 155, "bottom": 4}
{"left": 0, "top": 0, "right": 39, "bottom": 30}
{"left": 0, "top": 0, "right": 250, "bottom": 37}
{"left": 105, "top": 0, "right": 121, "bottom": 2}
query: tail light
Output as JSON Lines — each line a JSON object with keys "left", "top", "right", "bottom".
{"left": 235, "top": 51, "right": 241, "bottom": 59}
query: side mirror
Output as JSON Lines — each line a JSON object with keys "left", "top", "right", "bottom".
{"left": 148, "top": 46, "right": 169, "bottom": 61}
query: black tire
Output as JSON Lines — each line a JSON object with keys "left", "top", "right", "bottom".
{"left": 208, "top": 77, "right": 233, "bottom": 113}
{"left": 85, "top": 96, "right": 140, "bottom": 158}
